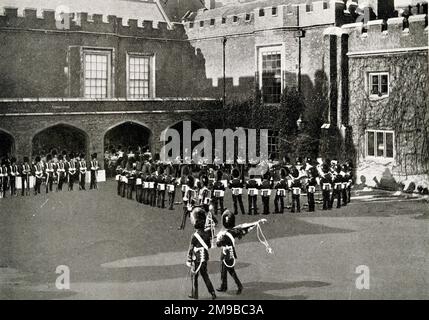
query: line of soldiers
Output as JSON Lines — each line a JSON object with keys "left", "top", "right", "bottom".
{"left": 0, "top": 152, "right": 100, "bottom": 198}
{"left": 114, "top": 155, "right": 354, "bottom": 226}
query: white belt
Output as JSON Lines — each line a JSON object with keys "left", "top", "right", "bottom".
{"left": 136, "top": 178, "right": 142, "bottom": 185}
{"left": 276, "top": 189, "right": 286, "bottom": 196}
{"left": 334, "top": 183, "right": 342, "bottom": 190}
{"left": 308, "top": 186, "right": 316, "bottom": 193}
{"left": 167, "top": 184, "right": 175, "bottom": 192}
{"left": 322, "top": 183, "right": 331, "bottom": 191}
{"left": 157, "top": 183, "right": 165, "bottom": 191}
{"left": 214, "top": 190, "right": 224, "bottom": 198}
{"left": 261, "top": 189, "right": 271, "bottom": 196}
{"left": 248, "top": 188, "right": 258, "bottom": 196}
{"left": 292, "top": 187, "right": 301, "bottom": 195}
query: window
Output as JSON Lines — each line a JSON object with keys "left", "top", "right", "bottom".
{"left": 323, "top": 1, "right": 329, "bottom": 9}
{"left": 268, "top": 130, "right": 279, "bottom": 159}
{"left": 306, "top": 4, "right": 313, "bottom": 12}
{"left": 369, "top": 72, "right": 389, "bottom": 97}
{"left": 189, "top": 22, "right": 194, "bottom": 28}
{"left": 272, "top": 7, "right": 277, "bottom": 16}
{"left": 84, "top": 50, "right": 111, "bottom": 98}
{"left": 221, "top": 17, "right": 226, "bottom": 24}
{"left": 366, "top": 130, "right": 394, "bottom": 159}
{"left": 245, "top": 13, "right": 251, "bottom": 21}
{"left": 233, "top": 16, "right": 238, "bottom": 22}
{"left": 210, "top": 18, "right": 215, "bottom": 25}
{"left": 259, "top": 8, "right": 265, "bottom": 16}
{"left": 127, "top": 54, "right": 154, "bottom": 98}
{"left": 200, "top": 20, "right": 204, "bottom": 27}
{"left": 258, "top": 46, "right": 283, "bottom": 104}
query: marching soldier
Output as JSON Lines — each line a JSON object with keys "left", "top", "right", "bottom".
{"left": 89, "top": 153, "right": 99, "bottom": 190}
{"left": 274, "top": 167, "right": 289, "bottom": 214}
{"left": 229, "top": 167, "right": 246, "bottom": 215}
{"left": 20, "top": 157, "right": 32, "bottom": 196}
{"left": 33, "top": 156, "right": 44, "bottom": 195}
{"left": 67, "top": 154, "right": 78, "bottom": 191}
{"left": 78, "top": 154, "right": 87, "bottom": 191}
{"left": 260, "top": 172, "right": 273, "bottom": 215}
{"left": 246, "top": 174, "right": 259, "bottom": 215}
{"left": 340, "top": 163, "right": 349, "bottom": 206}
{"left": 9, "top": 157, "right": 18, "bottom": 196}
{"left": 198, "top": 175, "right": 212, "bottom": 212}
{"left": 212, "top": 170, "right": 225, "bottom": 215}
{"left": 186, "top": 207, "right": 216, "bottom": 300}
{"left": 345, "top": 161, "right": 353, "bottom": 204}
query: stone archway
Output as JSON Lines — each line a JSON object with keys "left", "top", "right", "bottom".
{"left": 0, "top": 129, "right": 15, "bottom": 159}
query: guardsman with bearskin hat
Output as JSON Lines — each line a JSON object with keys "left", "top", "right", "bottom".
{"left": 246, "top": 174, "right": 259, "bottom": 215}
{"left": 89, "top": 153, "right": 99, "bottom": 190}
{"left": 148, "top": 165, "right": 158, "bottom": 206}
{"left": 0, "top": 158, "right": 9, "bottom": 198}
{"left": 33, "top": 156, "right": 43, "bottom": 195}
{"left": 9, "top": 157, "right": 18, "bottom": 196}
{"left": 260, "top": 172, "right": 273, "bottom": 215}
{"left": 331, "top": 164, "right": 343, "bottom": 209}
{"left": 56, "top": 155, "right": 66, "bottom": 191}
{"left": 307, "top": 167, "right": 319, "bottom": 212}
{"left": 178, "top": 174, "right": 196, "bottom": 230}
{"left": 78, "top": 153, "right": 87, "bottom": 191}
{"left": 165, "top": 164, "right": 176, "bottom": 210}
{"left": 289, "top": 167, "right": 302, "bottom": 213}
{"left": 156, "top": 165, "right": 166, "bottom": 208}
{"left": 186, "top": 207, "right": 217, "bottom": 300}
{"left": 274, "top": 167, "right": 289, "bottom": 214}
{"left": 319, "top": 163, "right": 333, "bottom": 210}
{"left": 20, "top": 156, "right": 32, "bottom": 196}
{"left": 229, "top": 167, "right": 246, "bottom": 215}
{"left": 134, "top": 156, "right": 143, "bottom": 203}
{"left": 126, "top": 158, "right": 137, "bottom": 200}
{"left": 212, "top": 170, "right": 225, "bottom": 215}
{"left": 67, "top": 153, "right": 78, "bottom": 191}
{"left": 198, "top": 175, "right": 212, "bottom": 212}
{"left": 45, "top": 154, "right": 55, "bottom": 193}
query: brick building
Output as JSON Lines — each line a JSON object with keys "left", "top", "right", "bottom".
{"left": 0, "top": 0, "right": 427, "bottom": 186}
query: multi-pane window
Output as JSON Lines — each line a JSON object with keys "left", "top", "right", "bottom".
{"left": 84, "top": 51, "right": 111, "bottom": 98}
{"left": 128, "top": 55, "right": 151, "bottom": 98}
{"left": 369, "top": 72, "right": 389, "bottom": 97}
{"left": 268, "top": 130, "right": 279, "bottom": 159}
{"left": 366, "top": 130, "right": 394, "bottom": 159}
{"left": 260, "top": 49, "right": 282, "bottom": 103}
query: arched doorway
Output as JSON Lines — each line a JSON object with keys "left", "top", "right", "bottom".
{"left": 0, "top": 129, "right": 15, "bottom": 159}
{"left": 32, "top": 124, "right": 88, "bottom": 158}
{"left": 103, "top": 121, "right": 152, "bottom": 177}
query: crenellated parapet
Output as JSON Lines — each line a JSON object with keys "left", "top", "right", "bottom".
{"left": 342, "top": 14, "right": 428, "bottom": 53}
{"left": 0, "top": 7, "right": 186, "bottom": 39}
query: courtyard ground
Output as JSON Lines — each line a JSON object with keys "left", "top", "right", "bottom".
{"left": 0, "top": 181, "right": 428, "bottom": 300}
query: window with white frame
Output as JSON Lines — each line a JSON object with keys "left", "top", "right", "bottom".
{"left": 84, "top": 50, "right": 112, "bottom": 98}
{"left": 366, "top": 130, "right": 394, "bottom": 159}
{"left": 268, "top": 130, "right": 279, "bottom": 159}
{"left": 258, "top": 46, "right": 283, "bottom": 104}
{"left": 369, "top": 72, "right": 389, "bottom": 97}
{"left": 127, "top": 54, "right": 154, "bottom": 99}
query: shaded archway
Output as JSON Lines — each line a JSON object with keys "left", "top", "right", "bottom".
{"left": 104, "top": 121, "right": 152, "bottom": 154}
{"left": 32, "top": 124, "right": 88, "bottom": 157}
{"left": 0, "top": 129, "right": 15, "bottom": 159}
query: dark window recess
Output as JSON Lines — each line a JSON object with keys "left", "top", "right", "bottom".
{"left": 272, "top": 7, "right": 277, "bottom": 15}
{"left": 245, "top": 13, "right": 251, "bottom": 21}
{"left": 222, "top": 17, "right": 226, "bottom": 24}
{"left": 259, "top": 8, "right": 265, "bottom": 16}
{"left": 200, "top": 20, "right": 204, "bottom": 27}
{"left": 210, "top": 19, "right": 215, "bottom": 25}
{"left": 233, "top": 16, "right": 238, "bottom": 22}
{"left": 261, "top": 51, "right": 282, "bottom": 104}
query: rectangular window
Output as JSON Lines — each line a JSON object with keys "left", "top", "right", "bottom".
{"left": 323, "top": 1, "right": 329, "bottom": 9}
{"left": 366, "top": 130, "right": 394, "bottom": 159}
{"left": 233, "top": 16, "right": 238, "bottom": 22}
{"left": 272, "top": 7, "right": 277, "bottom": 16}
{"left": 259, "top": 47, "right": 282, "bottom": 104}
{"left": 210, "top": 18, "right": 215, "bottom": 25}
{"left": 222, "top": 17, "right": 226, "bottom": 24}
{"left": 200, "top": 20, "right": 204, "bottom": 27}
{"left": 268, "top": 130, "right": 279, "bottom": 158}
{"left": 245, "top": 13, "right": 251, "bottom": 21}
{"left": 369, "top": 72, "right": 389, "bottom": 97}
{"left": 259, "top": 9, "right": 265, "bottom": 16}
{"left": 127, "top": 54, "right": 153, "bottom": 99}
{"left": 189, "top": 22, "right": 194, "bottom": 28}
{"left": 84, "top": 50, "right": 111, "bottom": 98}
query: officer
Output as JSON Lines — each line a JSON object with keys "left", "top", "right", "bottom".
{"left": 186, "top": 207, "right": 216, "bottom": 300}
{"left": 229, "top": 167, "right": 246, "bottom": 215}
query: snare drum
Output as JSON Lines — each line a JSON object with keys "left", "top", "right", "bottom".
{"left": 261, "top": 189, "right": 271, "bottom": 197}
{"left": 143, "top": 182, "right": 149, "bottom": 189}
{"left": 122, "top": 177, "right": 128, "bottom": 184}
{"left": 277, "top": 189, "right": 286, "bottom": 197}
{"left": 248, "top": 188, "right": 258, "bottom": 196}
{"left": 292, "top": 187, "right": 301, "bottom": 195}
{"left": 232, "top": 188, "right": 242, "bottom": 196}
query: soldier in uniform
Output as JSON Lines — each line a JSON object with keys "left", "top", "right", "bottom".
{"left": 0, "top": 158, "right": 9, "bottom": 198}
{"left": 307, "top": 167, "right": 319, "bottom": 212}
{"left": 186, "top": 207, "right": 217, "bottom": 300}
{"left": 274, "top": 167, "right": 289, "bottom": 214}
{"left": 89, "top": 153, "right": 99, "bottom": 190}
{"left": 289, "top": 167, "right": 302, "bottom": 213}
{"left": 331, "top": 164, "right": 343, "bottom": 209}
{"left": 178, "top": 174, "right": 196, "bottom": 230}
{"left": 229, "top": 167, "right": 246, "bottom": 215}
{"left": 9, "top": 157, "right": 18, "bottom": 196}
{"left": 33, "top": 156, "right": 44, "bottom": 195}
{"left": 56, "top": 155, "right": 66, "bottom": 191}
{"left": 212, "top": 170, "right": 225, "bottom": 215}
{"left": 67, "top": 154, "right": 78, "bottom": 191}
{"left": 156, "top": 165, "right": 166, "bottom": 208}
{"left": 148, "top": 166, "right": 158, "bottom": 206}
{"left": 78, "top": 154, "right": 87, "bottom": 191}
{"left": 134, "top": 156, "right": 143, "bottom": 203}
{"left": 165, "top": 164, "right": 176, "bottom": 210}
{"left": 260, "top": 172, "right": 273, "bottom": 215}
{"left": 126, "top": 158, "right": 136, "bottom": 200}
{"left": 45, "top": 154, "right": 55, "bottom": 194}
{"left": 20, "top": 156, "right": 32, "bottom": 196}
{"left": 319, "top": 163, "right": 333, "bottom": 210}
{"left": 246, "top": 174, "right": 259, "bottom": 215}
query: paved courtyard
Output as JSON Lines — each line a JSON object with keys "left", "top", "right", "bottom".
{"left": 0, "top": 181, "right": 428, "bottom": 300}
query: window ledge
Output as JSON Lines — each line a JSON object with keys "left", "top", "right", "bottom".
{"left": 369, "top": 94, "right": 389, "bottom": 101}
{"left": 364, "top": 156, "right": 394, "bottom": 164}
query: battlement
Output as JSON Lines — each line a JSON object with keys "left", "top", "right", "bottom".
{"left": 0, "top": 7, "right": 186, "bottom": 39}
{"left": 342, "top": 14, "right": 428, "bottom": 53}
{"left": 185, "top": 0, "right": 358, "bottom": 36}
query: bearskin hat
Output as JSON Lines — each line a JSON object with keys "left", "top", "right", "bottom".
{"left": 309, "top": 166, "right": 319, "bottom": 178}
{"left": 216, "top": 170, "right": 223, "bottom": 181}
{"left": 322, "top": 163, "right": 330, "bottom": 173}
{"left": 187, "top": 174, "right": 195, "bottom": 188}
{"left": 232, "top": 168, "right": 240, "bottom": 179}
{"left": 291, "top": 167, "right": 299, "bottom": 178}
{"left": 200, "top": 175, "right": 209, "bottom": 187}
{"left": 222, "top": 210, "right": 235, "bottom": 229}
{"left": 190, "top": 207, "right": 207, "bottom": 229}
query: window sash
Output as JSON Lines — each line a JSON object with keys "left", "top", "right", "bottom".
{"left": 369, "top": 73, "right": 389, "bottom": 97}
{"left": 366, "top": 130, "right": 394, "bottom": 159}
{"left": 84, "top": 51, "right": 111, "bottom": 98}
{"left": 128, "top": 55, "right": 152, "bottom": 98}
{"left": 260, "top": 50, "right": 282, "bottom": 103}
